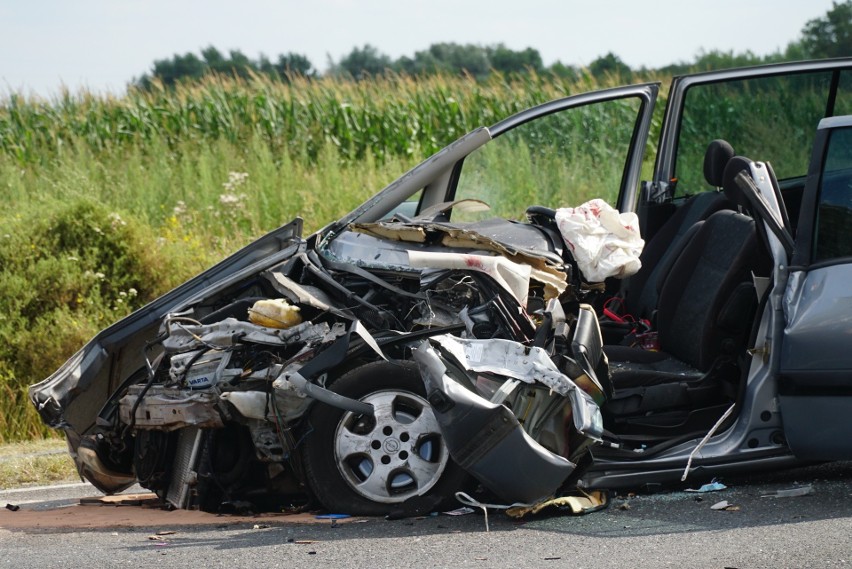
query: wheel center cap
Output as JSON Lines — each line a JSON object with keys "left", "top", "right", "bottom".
{"left": 383, "top": 438, "right": 401, "bottom": 453}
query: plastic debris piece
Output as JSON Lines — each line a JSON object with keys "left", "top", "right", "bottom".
{"left": 505, "top": 490, "right": 608, "bottom": 519}
{"left": 315, "top": 513, "right": 351, "bottom": 519}
{"left": 155, "top": 530, "right": 175, "bottom": 536}
{"left": 5, "top": 503, "right": 20, "bottom": 512}
{"left": 443, "top": 507, "right": 475, "bottom": 516}
{"left": 248, "top": 298, "right": 302, "bottom": 329}
{"left": 710, "top": 500, "right": 729, "bottom": 510}
{"left": 761, "top": 485, "right": 813, "bottom": 498}
{"left": 252, "top": 524, "right": 270, "bottom": 530}
{"left": 686, "top": 480, "right": 728, "bottom": 493}
{"left": 681, "top": 403, "right": 737, "bottom": 481}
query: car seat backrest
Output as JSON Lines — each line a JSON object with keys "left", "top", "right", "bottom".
{"left": 704, "top": 139, "right": 735, "bottom": 188}
{"left": 655, "top": 209, "right": 759, "bottom": 370}
{"left": 721, "top": 156, "right": 754, "bottom": 209}
{"left": 653, "top": 155, "right": 777, "bottom": 370}
{"left": 622, "top": 140, "right": 735, "bottom": 319}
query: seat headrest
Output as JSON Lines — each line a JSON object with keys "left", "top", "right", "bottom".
{"left": 703, "top": 139, "right": 735, "bottom": 187}
{"left": 721, "top": 155, "right": 753, "bottom": 208}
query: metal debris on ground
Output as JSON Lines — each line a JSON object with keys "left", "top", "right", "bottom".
{"left": 761, "top": 485, "right": 813, "bottom": 498}
{"left": 443, "top": 507, "right": 475, "bottom": 516}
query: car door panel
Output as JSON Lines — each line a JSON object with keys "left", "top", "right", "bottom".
{"left": 780, "top": 117, "right": 852, "bottom": 460}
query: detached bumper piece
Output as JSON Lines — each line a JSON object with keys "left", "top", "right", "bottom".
{"left": 413, "top": 341, "right": 577, "bottom": 505}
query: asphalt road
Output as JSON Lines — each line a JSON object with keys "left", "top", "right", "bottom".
{"left": 1, "top": 462, "right": 851, "bottom": 569}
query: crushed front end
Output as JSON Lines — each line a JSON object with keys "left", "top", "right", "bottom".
{"left": 30, "top": 215, "right": 608, "bottom": 514}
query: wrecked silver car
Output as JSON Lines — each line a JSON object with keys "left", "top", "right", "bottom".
{"left": 30, "top": 58, "right": 852, "bottom": 515}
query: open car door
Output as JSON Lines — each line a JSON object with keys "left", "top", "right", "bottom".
{"left": 780, "top": 116, "right": 852, "bottom": 460}
{"left": 447, "top": 83, "right": 659, "bottom": 219}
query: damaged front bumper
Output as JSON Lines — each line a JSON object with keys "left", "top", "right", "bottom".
{"left": 414, "top": 335, "right": 603, "bottom": 505}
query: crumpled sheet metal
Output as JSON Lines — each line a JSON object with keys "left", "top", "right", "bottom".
{"left": 413, "top": 341, "right": 576, "bottom": 505}
{"left": 263, "top": 270, "right": 337, "bottom": 314}
{"left": 161, "top": 318, "right": 338, "bottom": 352}
{"left": 430, "top": 334, "right": 603, "bottom": 441}
{"left": 220, "top": 388, "right": 311, "bottom": 422}
{"left": 352, "top": 220, "right": 567, "bottom": 299}
{"left": 118, "top": 386, "right": 224, "bottom": 430}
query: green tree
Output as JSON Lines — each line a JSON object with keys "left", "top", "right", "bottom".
{"left": 548, "top": 61, "right": 581, "bottom": 80}
{"left": 133, "top": 46, "right": 316, "bottom": 90}
{"left": 274, "top": 53, "right": 316, "bottom": 78}
{"left": 198, "top": 47, "right": 254, "bottom": 79}
{"left": 335, "top": 44, "right": 392, "bottom": 79}
{"left": 433, "top": 43, "right": 490, "bottom": 77}
{"left": 799, "top": 0, "right": 852, "bottom": 58}
{"left": 488, "top": 44, "right": 543, "bottom": 74}
{"left": 142, "top": 52, "right": 205, "bottom": 88}
{"left": 394, "top": 43, "right": 544, "bottom": 78}
{"left": 588, "top": 52, "right": 632, "bottom": 80}
{"left": 201, "top": 46, "right": 226, "bottom": 69}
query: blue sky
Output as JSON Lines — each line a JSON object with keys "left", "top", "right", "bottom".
{"left": 0, "top": 0, "right": 838, "bottom": 96}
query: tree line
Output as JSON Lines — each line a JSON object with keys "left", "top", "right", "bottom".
{"left": 135, "top": 0, "right": 851, "bottom": 89}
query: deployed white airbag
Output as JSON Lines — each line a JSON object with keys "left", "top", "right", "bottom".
{"left": 555, "top": 199, "right": 644, "bottom": 282}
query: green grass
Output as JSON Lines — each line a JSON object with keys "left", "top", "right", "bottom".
{"left": 0, "top": 438, "right": 78, "bottom": 488}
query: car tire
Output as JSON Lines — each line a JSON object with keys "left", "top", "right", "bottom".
{"left": 301, "top": 360, "right": 467, "bottom": 516}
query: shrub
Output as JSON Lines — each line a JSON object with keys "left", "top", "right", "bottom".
{"left": 0, "top": 198, "right": 191, "bottom": 439}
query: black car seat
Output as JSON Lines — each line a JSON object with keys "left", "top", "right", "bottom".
{"left": 616, "top": 140, "right": 736, "bottom": 322}
{"left": 602, "top": 157, "right": 769, "bottom": 435}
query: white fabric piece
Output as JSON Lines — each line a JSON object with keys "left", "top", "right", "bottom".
{"left": 554, "top": 199, "right": 644, "bottom": 282}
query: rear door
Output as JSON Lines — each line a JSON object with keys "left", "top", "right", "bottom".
{"left": 652, "top": 59, "right": 852, "bottom": 236}
{"left": 780, "top": 116, "right": 852, "bottom": 460}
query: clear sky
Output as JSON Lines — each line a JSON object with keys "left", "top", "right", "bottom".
{"left": 0, "top": 0, "right": 838, "bottom": 97}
